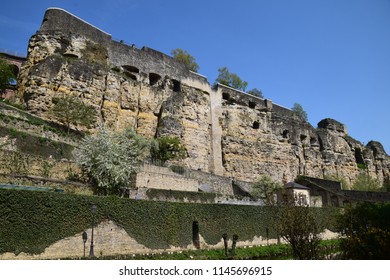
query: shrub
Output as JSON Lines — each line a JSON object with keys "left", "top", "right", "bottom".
{"left": 73, "top": 126, "right": 151, "bottom": 194}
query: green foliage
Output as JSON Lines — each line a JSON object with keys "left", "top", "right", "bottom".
{"left": 39, "top": 158, "right": 55, "bottom": 178}
{"left": 215, "top": 67, "right": 248, "bottom": 91}
{"left": 171, "top": 48, "right": 199, "bottom": 72}
{"left": 73, "top": 126, "right": 151, "bottom": 194}
{"left": 251, "top": 175, "right": 282, "bottom": 205}
{"left": 146, "top": 188, "right": 217, "bottom": 203}
{"left": 49, "top": 94, "right": 97, "bottom": 134}
{"left": 351, "top": 173, "right": 382, "bottom": 191}
{"left": 247, "top": 88, "right": 264, "bottom": 98}
{"left": 323, "top": 174, "right": 350, "bottom": 190}
{"left": 0, "top": 127, "right": 74, "bottom": 160}
{"left": 0, "top": 188, "right": 338, "bottom": 257}
{"left": 0, "top": 58, "right": 15, "bottom": 95}
{"left": 277, "top": 204, "right": 327, "bottom": 259}
{"left": 337, "top": 202, "right": 390, "bottom": 259}
{"left": 291, "top": 102, "right": 308, "bottom": 122}
{"left": 5, "top": 151, "right": 29, "bottom": 175}
{"left": 151, "top": 136, "right": 187, "bottom": 163}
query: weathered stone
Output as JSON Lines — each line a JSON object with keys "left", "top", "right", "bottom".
{"left": 16, "top": 8, "right": 390, "bottom": 186}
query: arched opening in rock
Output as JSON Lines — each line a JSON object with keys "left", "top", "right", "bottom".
{"left": 253, "top": 121, "right": 260, "bottom": 129}
{"left": 172, "top": 79, "right": 181, "bottom": 92}
{"left": 192, "top": 221, "right": 200, "bottom": 249}
{"left": 149, "top": 73, "right": 161, "bottom": 86}
{"left": 122, "top": 65, "right": 139, "bottom": 73}
{"left": 222, "top": 92, "right": 230, "bottom": 101}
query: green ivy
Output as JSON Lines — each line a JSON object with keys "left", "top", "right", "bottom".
{"left": 0, "top": 189, "right": 338, "bottom": 256}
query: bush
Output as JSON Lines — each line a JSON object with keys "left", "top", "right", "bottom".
{"left": 151, "top": 136, "right": 187, "bottom": 163}
{"left": 337, "top": 202, "right": 390, "bottom": 259}
{"left": 73, "top": 126, "right": 151, "bottom": 194}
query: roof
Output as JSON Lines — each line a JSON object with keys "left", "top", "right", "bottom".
{"left": 284, "top": 182, "right": 310, "bottom": 190}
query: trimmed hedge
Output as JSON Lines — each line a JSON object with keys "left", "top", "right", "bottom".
{"left": 0, "top": 189, "right": 338, "bottom": 256}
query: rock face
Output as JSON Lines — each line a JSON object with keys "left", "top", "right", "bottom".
{"left": 17, "top": 8, "right": 390, "bottom": 185}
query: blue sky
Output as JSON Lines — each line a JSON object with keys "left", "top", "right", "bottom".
{"left": 1, "top": 0, "right": 389, "bottom": 153}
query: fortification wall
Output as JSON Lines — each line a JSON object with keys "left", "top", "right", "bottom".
{"left": 17, "top": 7, "right": 390, "bottom": 186}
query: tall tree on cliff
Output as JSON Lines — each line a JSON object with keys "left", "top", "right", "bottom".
{"left": 171, "top": 48, "right": 199, "bottom": 72}
{"left": 292, "top": 102, "right": 308, "bottom": 122}
{"left": 215, "top": 67, "right": 248, "bottom": 91}
{"left": 49, "top": 94, "right": 97, "bottom": 134}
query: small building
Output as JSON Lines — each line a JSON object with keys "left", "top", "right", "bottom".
{"left": 279, "top": 182, "right": 311, "bottom": 206}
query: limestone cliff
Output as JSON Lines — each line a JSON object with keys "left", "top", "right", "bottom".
{"left": 17, "top": 8, "right": 390, "bottom": 186}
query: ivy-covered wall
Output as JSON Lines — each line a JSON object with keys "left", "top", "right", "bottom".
{"left": 0, "top": 189, "right": 337, "bottom": 257}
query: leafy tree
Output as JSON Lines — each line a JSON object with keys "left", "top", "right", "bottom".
{"left": 337, "top": 202, "right": 390, "bottom": 259}
{"left": 49, "top": 94, "right": 97, "bottom": 134}
{"left": 73, "top": 126, "right": 151, "bottom": 194}
{"left": 151, "top": 136, "right": 187, "bottom": 164}
{"left": 247, "top": 88, "right": 264, "bottom": 98}
{"left": 351, "top": 173, "right": 382, "bottom": 191}
{"left": 215, "top": 67, "right": 248, "bottom": 91}
{"left": 251, "top": 175, "right": 282, "bottom": 205}
{"left": 171, "top": 48, "right": 199, "bottom": 72}
{"left": 0, "top": 58, "right": 16, "bottom": 96}
{"left": 277, "top": 197, "right": 326, "bottom": 259}
{"left": 291, "top": 102, "right": 308, "bottom": 121}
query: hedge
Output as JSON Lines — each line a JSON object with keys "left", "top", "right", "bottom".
{"left": 0, "top": 188, "right": 338, "bottom": 256}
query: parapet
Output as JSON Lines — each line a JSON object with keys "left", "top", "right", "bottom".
{"left": 40, "top": 8, "right": 112, "bottom": 45}
{"left": 39, "top": 8, "right": 209, "bottom": 87}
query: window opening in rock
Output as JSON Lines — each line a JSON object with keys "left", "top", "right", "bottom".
{"left": 249, "top": 101, "right": 256, "bottom": 108}
{"left": 172, "top": 79, "right": 181, "bottom": 92}
{"left": 282, "top": 130, "right": 289, "bottom": 139}
{"left": 253, "top": 121, "right": 260, "bottom": 129}
{"left": 122, "top": 65, "right": 139, "bottom": 73}
{"left": 149, "top": 73, "right": 161, "bottom": 86}
{"left": 222, "top": 92, "right": 230, "bottom": 101}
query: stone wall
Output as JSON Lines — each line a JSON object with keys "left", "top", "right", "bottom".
{"left": 134, "top": 164, "right": 198, "bottom": 192}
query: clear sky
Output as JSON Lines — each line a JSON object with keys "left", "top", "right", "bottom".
{"left": 1, "top": 0, "right": 389, "bottom": 153}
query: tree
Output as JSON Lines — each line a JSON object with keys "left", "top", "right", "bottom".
{"left": 0, "top": 58, "right": 15, "bottom": 96}
{"left": 150, "top": 136, "right": 187, "bottom": 164}
{"left": 291, "top": 103, "right": 308, "bottom": 121}
{"left": 351, "top": 173, "right": 382, "bottom": 191}
{"left": 49, "top": 94, "right": 97, "bottom": 134}
{"left": 337, "top": 202, "right": 390, "bottom": 259}
{"left": 247, "top": 88, "right": 264, "bottom": 98}
{"left": 251, "top": 175, "right": 282, "bottom": 205}
{"left": 215, "top": 67, "right": 248, "bottom": 91}
{"left": 277, "top": 201, "right": 325, "bottom": 259}
{"left": 252, "top": 175, "right": 325, "bottom": 259}
{"left": 171, "top": 48, "right": 199, "bottom": 72}
{"left": 73, "top": 126, "right": 151, "bottom": 194}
